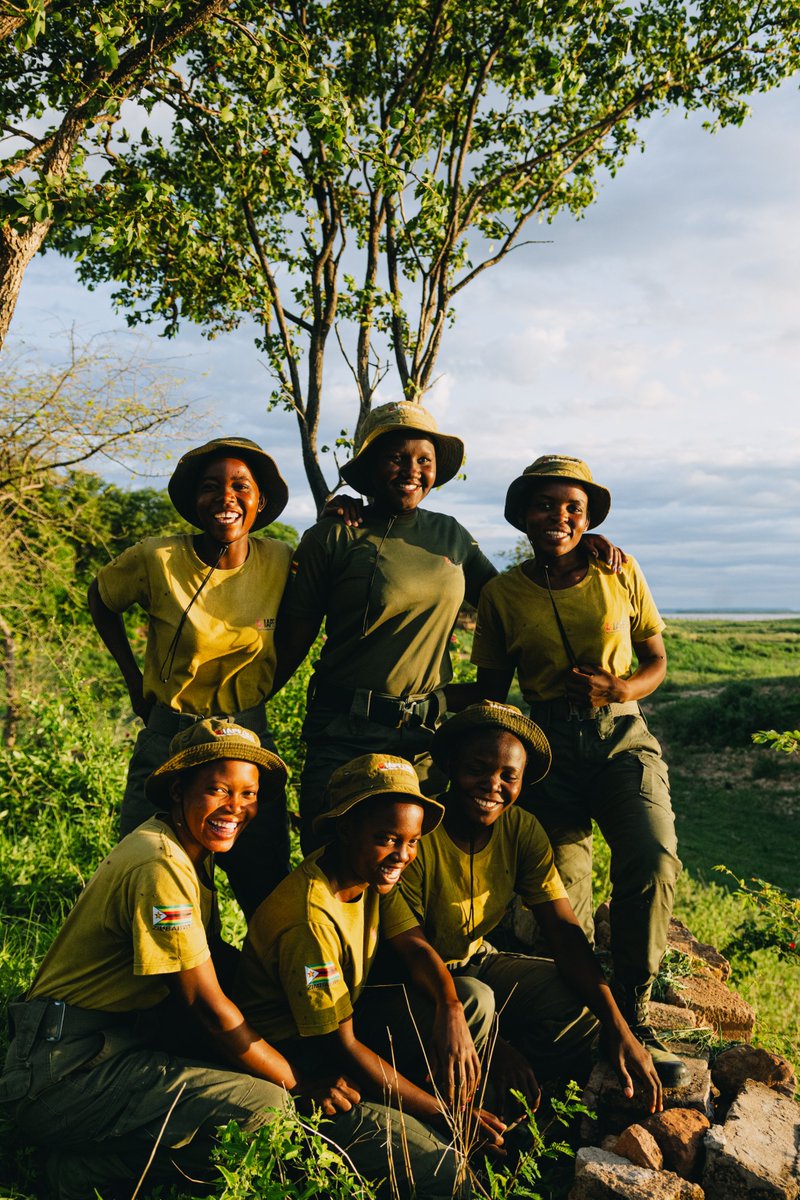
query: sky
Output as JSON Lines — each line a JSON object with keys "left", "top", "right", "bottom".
{"left": 7, "top": 81, "right": 800, "bottom": 611}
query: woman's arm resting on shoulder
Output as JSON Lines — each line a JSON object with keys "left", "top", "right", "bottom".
{"left": 388, "top": 925, "right": 481, "bottom": 1105}
{"left": 583, "top": 533, "right": 628, "bottom": 574}
{"left": 565, "top": 632, "right": 667, "bottom": 707}
{"left": 532, "top": 898, "right": 662, "bottom": 1113}
{"left": 319, "top": 494, "right": 364, "bottom": 527}
{"left": 88, "top": 578, "right": 151, "bottom": 722}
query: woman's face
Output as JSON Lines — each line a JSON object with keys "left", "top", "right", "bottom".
{"left": 194, "top": 456, "right": 265, "bottom": 545}
{"left": 170, "top": 759, "right": 259, "bottom": 861}
{"left": 340, "top": 797, "right": 425, "bottom": 893}
{"left": 368, "top": 434, "right": 436, "bottom": 515}
{"left": 448, "top": 730, "right": 527, "bottom": 832}
{"left": 524, "top": 481, "right": 590, "bottom": 557}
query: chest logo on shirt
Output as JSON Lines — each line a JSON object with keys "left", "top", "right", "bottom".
{"left": 603, "top": 620, "right": 626, "bottom": 632}
{"left": 152, "top": 904, "right": 193, "bottom": 930}
{"left": 254, "top": 617, "right": 276, "bottom": 631}
{"left": 305, "top": 962, "right": 341, "bottom": 989}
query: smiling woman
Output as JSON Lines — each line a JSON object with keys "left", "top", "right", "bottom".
{"left": 87, "top": 437, "right": 293, "bottom": 915}
{"left": 0, "top": 721, "right": 317, "bottom": 1200}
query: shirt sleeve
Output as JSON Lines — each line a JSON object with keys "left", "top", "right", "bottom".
{"left": 471, "top": 584, "right": 515, "bottom": 671}
{"left": 380, "top": 885, "right": 422, "bottom": 940}
{"left": 461, "top": 533, "right": 498, "bottom": 608}
{"left": 626, "top": 558, "right": 666, "bottom": 642}
{"left": 398, "top": 857, "right": 426, "bottom": 927}
{"left": 514, "top": 812, "right": 568, "bottom": 908}
{"left": 281, "top": 523, "right": 333, "bottom": 624}
{"left": 127, "top": 852, "right": 211, "bottom": 976}
{"left": 95, "top": 541, "right": 153, "bottom": 613}
{"left": 276, "top": 920, "right": 354, "bottom": 1037}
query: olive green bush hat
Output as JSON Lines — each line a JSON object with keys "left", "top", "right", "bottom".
{"left": 431, "top": 702, "right": 552, "bottom": 787}
{"left": 168, "top": 437, "right": 289, "bottom": 530}
{"left": 504, "top": 455, "right": 611, "bottom": 532}
{"left": 314, "top": 753, "right": 445, "bottom": 835}
{"left": 339, "top": 401, "right": 465, "bottom": 494}
{"left": 145, "top": 718, "right": 288, "bottom": 805}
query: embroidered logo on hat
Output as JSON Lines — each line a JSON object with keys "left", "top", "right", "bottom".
{"left": 377, "top": 760, "right": 416, "bottom": 775}
{"left": 211, "top": 726, "right": 259, "bottom": 744}
{"left": 152, "top": 904, "right": 193, "bottom": 930}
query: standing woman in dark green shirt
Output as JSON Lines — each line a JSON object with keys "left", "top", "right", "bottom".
{"left": 272, "top": 402, "right": 619, "bottom": 851}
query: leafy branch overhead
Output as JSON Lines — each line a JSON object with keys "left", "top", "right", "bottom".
{"left": 7, "top": 1, "right": 800, "bottom": 506}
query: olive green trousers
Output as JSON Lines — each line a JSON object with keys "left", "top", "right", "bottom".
{"left": 522, "top": 705, "right": 680, "bottom": 988}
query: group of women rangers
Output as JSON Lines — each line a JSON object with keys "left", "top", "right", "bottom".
{"left": 0, "top": 401, "right": 687, "bottom": 1199}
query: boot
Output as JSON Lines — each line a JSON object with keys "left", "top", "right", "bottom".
{"left": 613, "top": 980, "right": 690, "bottom": 1089}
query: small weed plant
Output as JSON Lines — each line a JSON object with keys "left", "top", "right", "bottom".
{"left": 714, "top": 867, "right": 800, "bottom": 965}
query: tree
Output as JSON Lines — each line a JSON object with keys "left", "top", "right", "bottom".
{"left": 0, "top": 0, "right": 239, "bottom": 346}
{"left": 52, "top": 0, "right": 800, "bottom": 509}
{"left": 0, "top": 336, "right": 188, "bottom": 743}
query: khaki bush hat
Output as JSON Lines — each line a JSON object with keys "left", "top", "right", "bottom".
{"left": 504, "top": 455, "right": 611, "bottom": 532}
{"left": 431, "top": 702, "right": 552, "bottom": 787}
{"left": 145, "top": 718, "right": 288, "bottom": 805}
{"left": 314, "top": 753, "right": 445, "bottom": 834}
{"left": 339, "top": 401, "right": 465, "bottom": 494}
{"left": 168, "top": 437, "right": 289, "bottom": 530}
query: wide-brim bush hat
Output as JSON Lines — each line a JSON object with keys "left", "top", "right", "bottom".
{"left": 504, "top": 455, "right": 611, "bottom": 532}
{"left": 431, "top": 702, "right": 552, "bottom": 788}
{"left": 314, "top": 753, "right": 445, "bottom": 835}
{"left": 168, "top": 437, "right": 289, "bottom": 530}
{"left": 146, "top": 718, "right": 288, "bottom": 805}
{"left": 339, "top": 401, "right": 464, "bottom": 494}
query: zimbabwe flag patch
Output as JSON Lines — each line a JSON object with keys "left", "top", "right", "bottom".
{"left": 152, "top": 904, "right": 193, "bottom": 930}
{"left": 305, "top": 962, "right": 341, "bottom": 988}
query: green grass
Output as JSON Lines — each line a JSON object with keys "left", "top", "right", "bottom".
{"left": 2, "top": 620, "right": 799, "bottom": 1196}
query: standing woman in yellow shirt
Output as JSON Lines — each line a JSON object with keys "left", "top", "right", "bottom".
{"left": 88, "top": 437, "right": 292, "bottom": 914}
{"left": 471, "top": 455, "right": 687, "bottom": 1088}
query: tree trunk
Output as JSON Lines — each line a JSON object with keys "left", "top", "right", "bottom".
{"left": 0, "top": 612, "right": 18, "bottom": 748}
{"left": 0, "top": 217, "right": 54, "bottom": 349}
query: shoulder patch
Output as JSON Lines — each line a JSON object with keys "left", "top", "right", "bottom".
{"left": 152, "top": 904, "right": 193, "bottom": 930}
{"left": 305, "top": 962, "right": 341, "bottom": 988}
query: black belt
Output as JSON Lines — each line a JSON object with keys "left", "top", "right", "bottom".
{"left": 147, "top": 702, "right": 266, "bottom": 738}
{"left": 310, "top": 681, "right": 444, "bottom": 729}
{"left": 10, "top": 998, "right": 145, "bottom": 1047}
{"left": 528, "top": 698, "right": 641, "bottom": 723}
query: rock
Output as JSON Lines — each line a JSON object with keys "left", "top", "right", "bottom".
{"left": 580, "top": 1054, "right": 713, "bottom": 1140}
{"left": 600, "top": 1134, "right": 619, "bottom": 1153}
{"left": 645, "top": 1108, "right": 710, "bottom": 1179}
{"left": 665, "top": 970, "right": 755, "bottom": 1041}
{"left": 703, "top": 1079, "right": 800, "bottom": 1199}
{"left": 594, "top": 901, "right": 612, "bottom": 950}
{"left": 667, "top": 916, "right": 732, "bottom": 982}
{"left": 569, "top": 1146, "right": 705, "bottom": 1199}
{"left": 615, "top": 1123, "right": 664, "bottom": 1170}
{"left": 649, "top": 1001, "right": 699, "bottom": 1031}
{"left": 712, "top": 1045, "right": 797, "bottom": 1103}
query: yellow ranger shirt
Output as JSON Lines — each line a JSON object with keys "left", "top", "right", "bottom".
{"left": 234, "top": 850, "right": 419, "bottom": 1041}
{"left": 284, "top": 509, "right": 496, "bottom": 697}
{"left": 96, "top": 534, "right": 292, "bottom": 714}
{"left": 29, "top": 818, "right": 213, "bottom": 1012}
{"left": 471, "top": 557, "right": 665, "bottom": 703}
{"left": 400, "top": 805, "right": 566, "bottom": 967}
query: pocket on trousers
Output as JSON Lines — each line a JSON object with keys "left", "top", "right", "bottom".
{"left": 0, "top": 1061, "right": 31, "bottom": 1103}
{"left": 637, "top": 753, "right": 670, "bottom": 804}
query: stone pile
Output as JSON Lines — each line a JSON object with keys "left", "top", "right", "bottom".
{"left": 569, "top": 914, "right": 800, "bottom": 1199}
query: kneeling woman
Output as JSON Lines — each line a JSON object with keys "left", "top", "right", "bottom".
{"left": 234, "top": 754, "right": 505, "bottom": 1198}
{"left": 401, "top": 702, "right": 661, "bottom": 1117}
{"left": 0, "top": 721, "right": 357, "bottom": 1200}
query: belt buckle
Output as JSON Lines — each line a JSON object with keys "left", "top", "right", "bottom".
{"left": 396, "top": 698, "right": 418, "bottom": 728}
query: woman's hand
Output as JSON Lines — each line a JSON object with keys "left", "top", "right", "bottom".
{"left": 320, "top": 494, "right": 364, "bottom": 526}
{"left": 487, "top": 1036, "right": 541, "bottom": 1119}
{"left": 430, "top": 999, "right": 481, "bottom": 1106}
{"left": 467, "top": 1108, "right": 507, "bottom": 1157}
{"left": 292, "top": 1075, "right": 362, "bottom": 1116}
{"left": 584, "top": 533, "right": 627, "bottom": 573}
{"left": 564, "top": 666, "right": 629, "bottom": 706}
{"left": 127, "top": 677, "right": 153, "bottom": 724}
{"left": 605, "top": 1026, "right": 663, "bottom": 1114}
